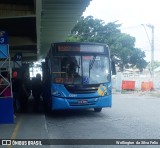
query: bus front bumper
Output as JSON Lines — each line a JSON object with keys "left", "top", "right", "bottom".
{"left": 51, "top": 96, "right": 112, "bottom": 110}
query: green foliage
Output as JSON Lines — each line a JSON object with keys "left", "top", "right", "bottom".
{"left": 153, "top": 61, "right": 160, "bottom": 69}
{"left": 146, "top": 61, "right": 160, "bottom": 70}
{"left": 66, "top": 16, "right": 147, "bottom": 71}
{"left": 129, "top": 48, "right": 148, "bottom": 70}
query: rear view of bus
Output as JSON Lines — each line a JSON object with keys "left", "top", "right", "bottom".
{"left": 42, "top": 42, "right": 112, "bottom": 112}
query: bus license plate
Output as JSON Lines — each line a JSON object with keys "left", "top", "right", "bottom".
{"left": 78, "top": 100, "right": 88, "bottom": 104}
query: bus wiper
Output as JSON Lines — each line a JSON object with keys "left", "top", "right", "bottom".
{"left": 89, "top": 56, "right": 96, "bottom": 77}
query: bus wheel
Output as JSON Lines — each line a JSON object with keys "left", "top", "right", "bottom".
{"left": 94, "top": 108, "right": 102, "bottom": 112}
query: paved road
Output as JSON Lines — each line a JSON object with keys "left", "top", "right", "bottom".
{"left": 1, "top": 94, "right": 160, "bottom": 148}
{"left": 45, "top": 94, "right": 160, "bottom": 148}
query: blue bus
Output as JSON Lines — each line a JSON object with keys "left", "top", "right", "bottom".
{"left": 42, "top": 42, "right": 114, "bottom": 112}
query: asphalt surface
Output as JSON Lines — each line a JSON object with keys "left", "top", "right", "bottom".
{"left": 1, "top": 93, "right": 160, "bottom": 148}
{"left": 45, "top": 93, "right": 160, "bottom": 148}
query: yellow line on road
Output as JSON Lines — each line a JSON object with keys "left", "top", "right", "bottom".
{"left": 7, "top": 116, "right": 23, "bottom": 148}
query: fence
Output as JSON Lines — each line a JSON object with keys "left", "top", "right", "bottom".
{"left": 112, "top": 72, "right": 160, "bottom": 91}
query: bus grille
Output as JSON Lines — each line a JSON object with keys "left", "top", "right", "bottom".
{"left": 64, "top": 84, "right": 99, "bottom": 94}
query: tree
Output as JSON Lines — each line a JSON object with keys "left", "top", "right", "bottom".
{"left": 146, "top": 61, "right": 160, "bottom": 71}
{"left": 66, "top": 16, "right": 148, "bottom": 71}
{"left": 129, "top": 48, "right": 148, "bottom": 71}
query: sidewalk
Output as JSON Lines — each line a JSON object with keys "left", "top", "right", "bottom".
{"left": 0, "top": 113, "right": 48, "bottom": 139}
{"left": 0, "top": 98, "right": 50, "bottom": 148}
{"left": 112, "top": 88, "right": 160, "bottom": 98}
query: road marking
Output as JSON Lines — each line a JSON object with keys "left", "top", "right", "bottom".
{"left": 7, "top": 116, "right": 23, "bottom": 148}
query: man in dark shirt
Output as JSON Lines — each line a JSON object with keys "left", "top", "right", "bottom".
{"left": 12, "top": 71, "right": 21, "bottom": 112}
{"left": 32, "top": 73, "right": 42, "bottom": 112}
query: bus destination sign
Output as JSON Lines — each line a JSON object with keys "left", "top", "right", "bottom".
{"left": 57, "top": 44, "right": 104, "bottom": 53}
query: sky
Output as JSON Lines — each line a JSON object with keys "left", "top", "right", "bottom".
{"left": 83, "top": 0, "right": 160, "bottom": 62}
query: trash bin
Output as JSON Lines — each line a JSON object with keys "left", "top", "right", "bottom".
{"left": 122, "top": 80, "right": 135, "bottom": 90}
{"left": 141, "top": 81, "right": 154, "bottom": 91}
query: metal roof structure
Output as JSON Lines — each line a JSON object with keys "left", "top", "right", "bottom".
{"left": 0, "top": 0, "right": 91, "bottom": 62}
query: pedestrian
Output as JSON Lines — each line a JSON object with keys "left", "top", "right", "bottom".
{"left": 32, "top": 73, "right": 42, "bottom": 112}
{"left": 19, "top": 71, "right": 31, "bottom": 113}
{"left": 12, "top": 71, "right": 21, "bottom": 112}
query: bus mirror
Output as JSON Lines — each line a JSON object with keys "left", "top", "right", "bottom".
{"left": 111, "top": 61, "right": 116, "bottom": 75}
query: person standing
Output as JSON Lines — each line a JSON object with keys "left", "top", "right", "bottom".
{"left": 12, "top": 71, "right": 21, "bottom": 113}
{"left": 19, "top": 71, "right": 31, "bottom": 113}
{"left": 32, "top": 73, "right": 42, "bottom": 112}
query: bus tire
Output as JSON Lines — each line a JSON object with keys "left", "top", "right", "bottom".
{"left": 94, "top": 108, "right": 102, "bottom": 112}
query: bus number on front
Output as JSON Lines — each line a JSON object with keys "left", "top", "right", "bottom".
{"left": 69, "top": 94, "right": 77, "bottom": 97}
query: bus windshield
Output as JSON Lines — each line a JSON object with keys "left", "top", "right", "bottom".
{"left": 52, "top": 55, "right": 111, "bottom": 84}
